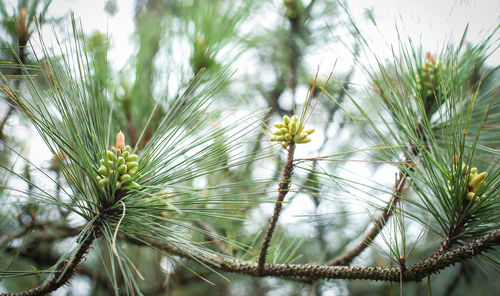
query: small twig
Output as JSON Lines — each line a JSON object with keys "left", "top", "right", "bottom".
{"left": 327, "top": 170, "right": 408, "bottom": 266}
{"left": 195, "top": 220, "right": 230, "bottom": 254}
{"left": 0, "top": 105, "right": 15, "bottom": 139}
{"left": 257, "top": 141, "right": 296, "bottom": 274}
{"left": 295, "top": 157, "right": 416, "bottom": 166}
{"left": 432, "top": 202, "right": 471, "bottom": 257}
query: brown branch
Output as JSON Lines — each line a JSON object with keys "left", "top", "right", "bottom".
{"left": 4, "top": 222, "right": 499, "bottom": 288}
{"left": 1, "top": 223, "right": 100, "bottom": 296}
{"left": 432, "top": 202, "right": 472, "bottom": 257}
{"left": 140, "top": 229, "right": 500, "bottom": 282}
{"left": 257, "top": 141, "right": 296, "bottom": 274}
{"left": 327, "top": 171, "right": 408, "bottom": 266}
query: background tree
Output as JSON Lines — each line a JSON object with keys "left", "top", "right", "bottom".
{"left": 0, "top": 0, "right": 499, "bottom": 295}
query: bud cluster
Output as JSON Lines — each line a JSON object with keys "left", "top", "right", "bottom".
{"left": 96, "top": 145, "right": 141, "bottom": 190}
{"left": 465, "top": 166, "right": 488, "bottom": 201}
{"left": 415, "top": 53, "right": 444, "bottom": 99}
{"left": 270, "top": 115, "right": 314, "bottom": 146}
{"left": 449, "top": 164, "right": 488, "bottom": 202}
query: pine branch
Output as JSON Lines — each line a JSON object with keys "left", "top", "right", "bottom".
{"left": 4, "top": 221, "right": 499, "bottom": 287}
{"left": 432, "top": 201, "right": 473, "bottom": 257}
{"left": 257, "top": 141, "right": 296, "bottom": 274}
{"left": 139, "top": 229, "right": 500, "bottom": 282}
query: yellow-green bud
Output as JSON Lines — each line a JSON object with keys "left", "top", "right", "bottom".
{"left": 127, "top": 162, "right": 139, "bottom": 171}
{"left": 117, "top": 157, "right": 125, "bottom": 166}
{"left": 98, "top": 166, "right": 108, "bottom": 176}
{"left": 297, "top": 138, "right": 311, "bottom": 143}
{"left": 283, "top": 115, "right": 290, "bottom": 125}
{"left": 469, "top": 172, "right": 487, "bottom": 192}
{"left": 127, "top": 154, "right": 138, "bottom": 162}
{"left": 118, "top": 164, "right": 127, "bottom": 174}
{"left": 124, "top": 145, "right": 131, "bottom": 152}
{"left": 120, "top": 174, "right": 131, "bottom": 182}
{"left": 123, "top": 151, "right": 130, "bottom": 159}
{"left": 274, "top": 130, "right": 283, "bottom": 135}
{"left": 99, "top": 177, "right": 109, "bottom": 186}
{"left": 289, "top": 121, "right": 297, "bottom": 136}
{"left": 274, "top": 123, "right": 286, "bottom": 128}
{"left": 466, "top": 192, "right": 476, "bottom": 201}
{"left": 297, "top": 133, "right": 307, "bottom": 141}
{"left": 304, "top": 129, "right": 315, "bottom": 135}
{"left": 291, "top": 115, "right": 299, "bottom": 123}
{"left": 285, "top": 133, "right": 292, "bottom": 141}
{"left": 107, "top": 151, "right": 116, "bottom": 160}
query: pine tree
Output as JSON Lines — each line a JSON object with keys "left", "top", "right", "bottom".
{"left": 0, "top": 1, "right": 499, "bottom": 295}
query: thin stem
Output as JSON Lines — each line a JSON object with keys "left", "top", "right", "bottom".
{"left": 257, "top": 141, "right": 296, "bottom": 274}
{"left": 327, "top": 170, "right": 408, "bottom": 266}
{"left": 432, "top": 202, "right": 471, "bottom": 257}
{"left": 0, "top": 105, "right": 15, "bottom": 140}
{"left": 195, "top": 220, "right": 230, "bottom": 255}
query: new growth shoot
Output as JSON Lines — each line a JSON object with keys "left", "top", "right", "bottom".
{"left": 270, "top": 114, "right": 315, "bottom": 146}
{"left": 269, "top": 70, "right": 332, "bottom": 148}
{"left": 449, "top": 163, "right": 488, "bottom": 202}
{"left": 97, "top": 131, "right": 141, "bottom": 190}
{"left": 415, "top": 52, "right": 444, "bottom": 100}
